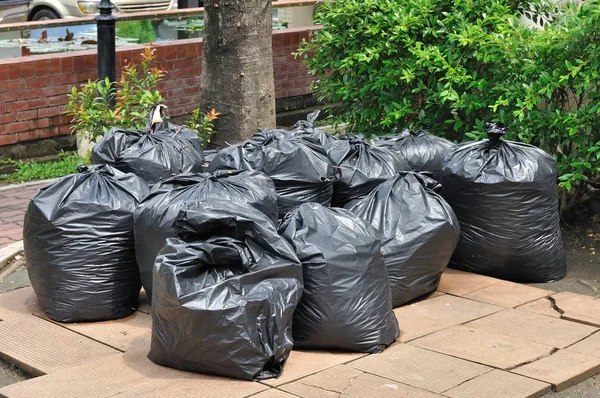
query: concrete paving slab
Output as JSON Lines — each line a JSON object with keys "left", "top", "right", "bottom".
{"left": 0, "top": 348, "right": 268, "bottom": 398}
{"left": 566, "top": 331, "right": 600, "bottom": 359}
{"left": 465, "top": 309, "right": 598, "bottom": 349}
{"left": 551, "top": 291, "right": 600, "bottom": 327}
{"left": 409, "top": 325, "right": 555, "bottom": 370}
{"left": 279, "top": 364, "right": 440, "bottom": 398}
{"left": 249, "top": 389, "right": 298, "bottom": 398}
{"left": 394, "top": 294, "right": 503, "bottom": 342}
{"left": 0, "top": 315, "right": 120, "bottom": 376}
{"left": 442, "top": 369, "right": 551, "bottom": 398}
{"left": 464, "top": 281, "right": 552, "bottom": 308}
{"left": 517, "top": 298, "right": 561, "bottom": 319}
{"left": 0, "top": 286, "right": 152, "bottom": 352}
{"left": 348, "top": 343, "right": 490, "bottom": 393}
{"left": 0, "top": 286, "right": 46, "bottom": 318}
{"left": 512, "top": 349, "right": 600, "bottom": 391}
{"left": 260, "top": 350, "right": 367, "bottom": 387}
{"left": 64, "top": 311, "right": 152, "bottom": 352}
{"left": 437, "top": 269, "right": 502, "bottom": 296}
{"left": 279, "top": 365, "right": 364, "bottom": 398}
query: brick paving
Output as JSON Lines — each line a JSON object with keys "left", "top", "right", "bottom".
{"left": 0, "top": 183, "right": 47, "bottom": 248}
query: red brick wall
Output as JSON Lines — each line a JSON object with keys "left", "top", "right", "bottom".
{"left": 0, "top": 27, "right": 318, "bottom": 147}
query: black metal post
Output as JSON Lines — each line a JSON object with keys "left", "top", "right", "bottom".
{"left": 96, "top": 0, "right": 116, "bottom": 108}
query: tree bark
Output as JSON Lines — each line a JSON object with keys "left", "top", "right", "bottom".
{"left": 200, "top": 0, "right": 276, "bottom": 147}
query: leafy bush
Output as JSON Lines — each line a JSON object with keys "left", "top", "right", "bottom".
{"left": 297, "top": 0, "right": 530, "bottom": 137}
{"left": 298, "top": 0, "right": 600, "bottom": 216}
{"left": 65, "top": 47, "right": 217, "bottom": 146}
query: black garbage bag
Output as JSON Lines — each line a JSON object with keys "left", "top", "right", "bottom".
{"left": 202, "top": 149, "right": 219, "bottom": 164}
{"left": 346, "top": 172, "right": 460, "bottom": 307}
{"left": 91, "top": 104, "right": 204, "bottom": 185}
{"left": 441, "top": 123, "right": 566, "bottom": 282}
{"left": 134, "top": 170, "right": 278, "bottom": 299}
{"left": 290, "top": 110, "right": 337, "bottom": 148}
{"left": 208, "top": 131, "right": 334, "bottom": 218}
{"left": 23, "top": 164, "right": 149, "bottom": 322}
{"left": 326, "top": 135, "right": 410, "bottom": 206}
{"left": 376, "top": 129, "right": 455, "bottom": 181}
{"left": 278, "top": 203, "right": 399, "bottom": 352}
{"left": 149, "top": 203, "right": 303, "bottom": 381}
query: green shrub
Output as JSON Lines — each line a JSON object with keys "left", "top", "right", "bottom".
{"left": 296, "top": 0, "right": 530, "bottom": 138}
{"left": 298, "top": 0, "right": 600, "bottom": 216}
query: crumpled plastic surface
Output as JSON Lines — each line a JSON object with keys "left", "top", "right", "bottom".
{"left": 346, "top": 172, "right": 460, "bottom": 307}
{"left": 326, "top": 135, "right": 410, "bottom": 206}
{"left": 441, "top": 123, "right": 566, "bottom": 282}
{"left": 208, "top": 131, "right": 334, "bottom": 218}
{"left": 290, "top": 110, "right": 337, "bottom": 148}
{"left": 24, "top": 164, "right": 149, "bottom": 322}
{"left": 149, "top": 203, "right": 303, "bottom": 381}
{"left": 278, "top": 203, "right": 399, "bottom": 352}
{"left": 133, "top": 170, "right": 278, "bottom": 299}
{"left": 91, "top": 106, "right": 204, "bottom": 185}
{"left": 376, "top": 129, "right": 455, "bottom": 181}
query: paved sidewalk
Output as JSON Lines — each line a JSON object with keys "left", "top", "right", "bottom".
{"left": 0, "top": 270, "right": 598, "bottom": 398}
{"left": 0, "top": 183, "right": 47, "bottom": 248}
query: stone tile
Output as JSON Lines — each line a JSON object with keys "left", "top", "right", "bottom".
{"left": 279, "top": 365, "right": 440, "bottom": 398}
{"left": 512, "top": 349, "right": 600, "bottom": 391}
{"left": 552, "top": 291, "right": 600, "bottom": 327}
{"left": 0, "top": 286, "right": 45, "bottom": 319}
{"left": 567, "top": 331, "right": 600, "bottom": 359}
{"left": 260, "top": 350, "right": 367, "bottom": 387}
{"left": 348, "top": 343, "right": 490, "bottom": 393}
{"left": 394, "top": 294, "right": 502, "bottom": 342}
{"left": 464, "top": 281, "right": 552, "bottom": 308}
{"left": 516, "top": 298, "right": 561, "bottom": 318}
{"left": 465, "top": 309, "right": 598, "bottom": 349}
{"left": 0, "top": 315, "right": 120, "bottom": 376}
{"left": 437, "top": 269, "right": 502, "bottom": 296}
{"left": 409, "top": 325, "right": 555, "bottom": 370}
{"left": 249, "top": 389, "right": 297, "bottom": 398}
{"left": 0, "top": 348, "right": 268, "bottom": 398}
{"left": 429, "top": 290, "right": 446, "bottom": 298}
{"left": 0, "top": 286, "right": 151, "bottom": 352}
{"left": 443, "top": 369, "right": 551, "bottom": 398}
{"left": 279, "top": 365, "right": 363, "bottom": 398}
{"left": 64, "top": 311, "right": 152, "bottom": 352}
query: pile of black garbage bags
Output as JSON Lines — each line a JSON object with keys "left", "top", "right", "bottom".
{"left": 23, "top": 106, "right": 566, "bottom": 381}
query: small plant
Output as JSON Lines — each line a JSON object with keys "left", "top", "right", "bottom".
{"left": 0, "top": 152, "right": 84, "bottom": 183}
{"left": 186, "top": 108, "right": 220, "bottom": 146}
{"left": 65, "top": 47, "right": 215, "bottom": 145}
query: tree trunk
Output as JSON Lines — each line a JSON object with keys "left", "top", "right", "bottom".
{"left": 200, "top": 0, "right": 276, "bottom": 147}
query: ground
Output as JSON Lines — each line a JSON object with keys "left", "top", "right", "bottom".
{"left": 0, "top": 183, "right": 599, "bottom": 396}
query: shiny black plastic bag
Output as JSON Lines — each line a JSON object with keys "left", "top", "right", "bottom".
{"left": 346, "top": 172, "right": 460, "bottom": 307}
{"left": 376, "top": 129, "right": 455, "bottom": 181}
{"left": 202, "top": 149, "right": 219, "bottom": 165}
{"left": 278, "top": 203, "right": 399, "bottom": 352}
{"left": 208, "top": 131, "right": 334, "bottom": 218}
{"left": 441, "top": 123, "right": 566, "bottom": 282}
{"left": 290, "top": 110, "right": 337, "bottom": 148}
{"left": 91, "top": 105, "right": 204, "bottom": 185}
{"left": 149, "top": 203, "right": 303, "bottom": 381}
{"left": 24, "top": 164, "right": 149, "bottom": 322}
{"left": 134, "top": 170, "right": 278, "bottom": 299}
{"left": 326, "top": 135, "right": 410, "bottom": 206}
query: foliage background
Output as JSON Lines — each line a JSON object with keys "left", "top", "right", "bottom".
{"left": 297, "top": 0, "right": 600, "bottom": 215}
